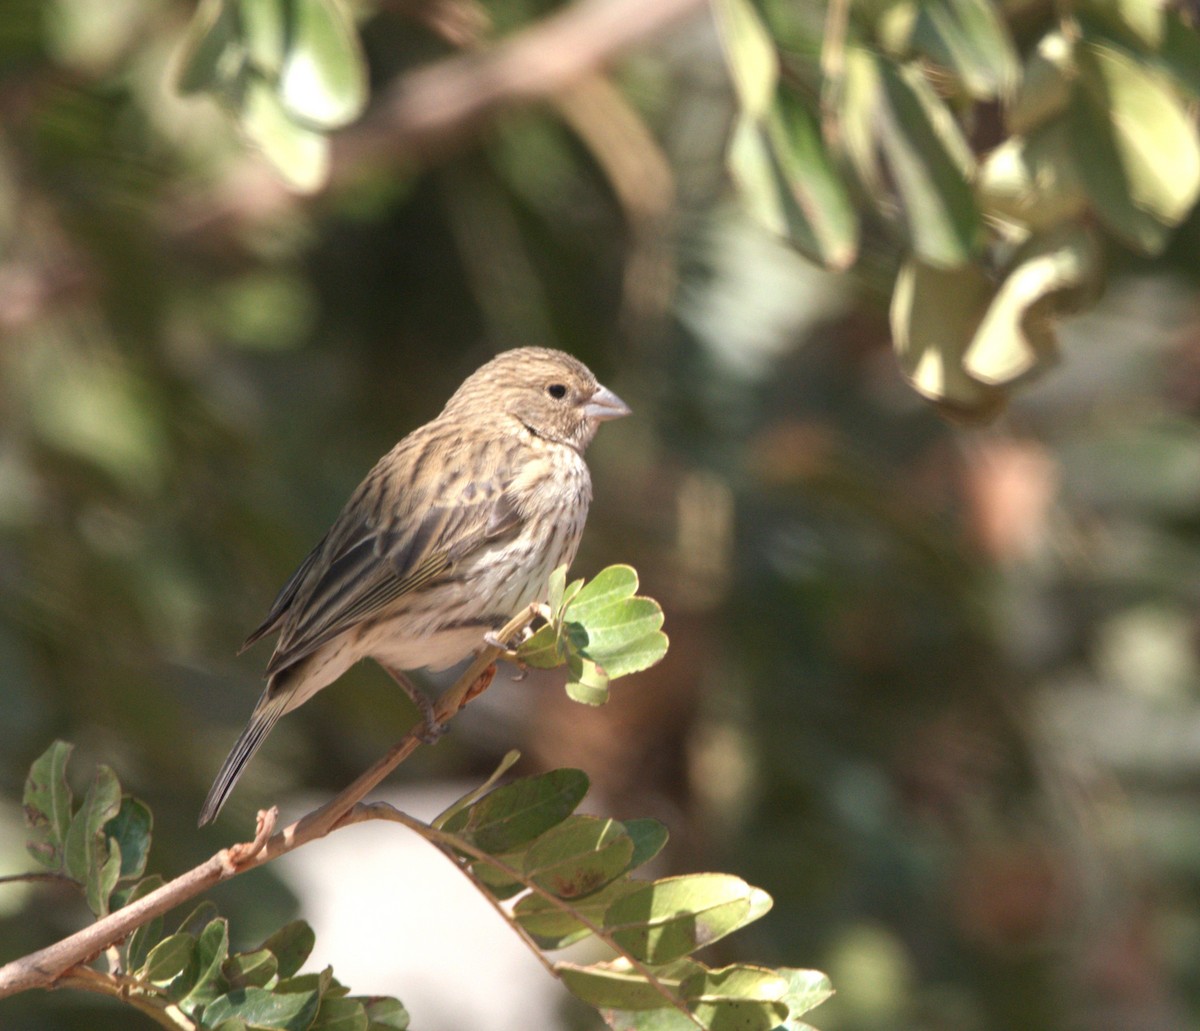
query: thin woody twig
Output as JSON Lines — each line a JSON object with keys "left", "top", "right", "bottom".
{"left": 0, "top": 606, "right": 539, "bottom": 1001}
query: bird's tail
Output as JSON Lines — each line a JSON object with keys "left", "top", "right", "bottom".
{"left": 198, "top": 686, "right": 289, "bottom": 827}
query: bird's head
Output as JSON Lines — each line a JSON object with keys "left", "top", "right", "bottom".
{"left": 444, "top": 347, "right": 630, "bottom": 451}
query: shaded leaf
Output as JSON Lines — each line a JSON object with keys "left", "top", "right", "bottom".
{"left": 977, "top": 122, "right": 1088, "bottom": 230}
{"left": 459, "top": 769, "right": 589, "bottom": 853}
{"left": 361, "top": 996, "right": 410, "bottom": 1030}
{"left": 1007, "top": 30, "right": 1074, "bottom": 134}
{"left": 23, "top": 740, "right": 73, "bottom": 868}
{"left": 524, "top": 816, "right": 634, "bottom": 899}
{"left": 565, "top": 653, "right": 611, "bottom": 706}
{"left": 260, "top": 920, "right": 316, "bottom": 978}
{"left": 175, "top": 0, "right": 241, "bottom": 95}
{"left": 623, "top": 819, "right": 669, "bottom": 872}
{"left": 105, "top": 795, "right": 153, "bottom": 880}
{"left": 222, "top": 948, "right": 280, "bottom": 990}
{"left": 909, "top": 0, "right": 1019, "bottom": 99}
{"left": 88, "top": 839, "right": 122, "bottom": 917}
{"left": 124, "top": 874, "right": 166, "bottom": 973}
{"left": 312, "top": 995, "right": 368, "bottom": 1031}
{"left": 432, "top": 749, "right": 521, "bottom": 830}
{"left": 204, "top": 987, "right": 321, "bottom": 1030}
{"left": 143, "top": 933, "right": 197, "bottom": 984}
{"left": 179, "top": 918, "right": 230, "bottom": 1014}
{"left": 63, "top": 765, "right": 121, "bottom": 891}
{"left": 178, "top": 901, "right": 221, "bottom": 939}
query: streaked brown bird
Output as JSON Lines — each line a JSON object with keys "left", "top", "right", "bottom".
{"left": 199, "top": 347, "right": 629, "bottom": 826}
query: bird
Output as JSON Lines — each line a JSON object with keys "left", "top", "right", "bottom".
{"left": 199, "top": 347, "right": 630, "bottom": 826}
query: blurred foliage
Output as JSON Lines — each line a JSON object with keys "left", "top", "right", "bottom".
{"left": 3, "top": 0, "right": 1200, "bottom": 1029}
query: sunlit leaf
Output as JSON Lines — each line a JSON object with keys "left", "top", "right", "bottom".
{"left": 514, "top": 877, "right": 639, "bottom": 950}
{"left": 909, "top": 0, "right": 1018, "bottom": 99}
{"left": 175, "top": 0, "right": 241, "bottom": 95}
{"left": 712, "top": 0, "right": 779, "bottom": 119}
{"left": 776, "top": 968, "right": 835, "bottom": 1021}
{"left": 278, "top": 0, "right": 368, "bottom": 129}
{"left": 977, "top": 122, "right": 1088, "bottom": 230}
{"left": 605, "top": 874, "right": 773, "bottom": 964}
{"left": 681, "top": 964, "right": 790, "bottom": 1031}
{"left": 1007, "top": 30, "right": 1074, "bottom": 134}
{"left": 238, "top": 76, "right": 330, "bottom": 193}
{"left": 1069, "top": 41, "right": 1200, "bottom": 253}
{"left": 63, "top": 765, "right": 121, "bottom": 891}
{"left": 557, "top": 959, "right": 691, "bottom": 1011}
{"left": 963, "top": 225, "right": 1101, "bottom": 385}
{"left": 728, "top": 87, "right": 859, "bottom": 270}
{"left": 891, "top": 259, "right": 999, "bottom": 412}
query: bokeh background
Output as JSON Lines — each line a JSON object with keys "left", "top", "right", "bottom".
{"left": 4, "top": 1, "right": 1200, "bottom": 1029}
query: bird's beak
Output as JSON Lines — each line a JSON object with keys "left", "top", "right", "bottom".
{"left": 583, "top": 384, "right": 632, "bottom": 422}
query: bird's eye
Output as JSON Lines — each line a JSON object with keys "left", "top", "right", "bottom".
{"left": 546, "top": 383, "right": 568, "bottom": 399}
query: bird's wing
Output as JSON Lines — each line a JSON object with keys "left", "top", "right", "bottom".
{"left": 260, "top": 433, "right": 524, "bottom": 678}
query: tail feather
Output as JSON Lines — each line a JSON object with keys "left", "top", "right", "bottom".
{"left": 198, "top": 688, "right": 289, "bottom": 827}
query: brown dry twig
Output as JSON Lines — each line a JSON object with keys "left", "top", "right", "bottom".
{"left": 0, "top": 605, "right": 539, "bottom": 1000}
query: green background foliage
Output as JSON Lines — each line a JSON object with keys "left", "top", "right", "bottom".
{"left": 5, "top": 0, "right": 1200, "bottom": 1028}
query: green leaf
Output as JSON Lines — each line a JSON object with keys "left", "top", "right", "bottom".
{"left": 1161, "top": 10, "right": 1200, "bottom": 101}
{"left": 175, "top": 0, "right": 242, "bottom": 95}
{"left": 204, "top": 987, "right": 322, "bottom": 1031}
{"left": 179, "top": 918, "right": 230, "bottom": 1014}
{"left": 623, "top": 819, "right": 669, "bottom": 871}
{"left": 278, "top": 0, "right": 368, "bottom": 129}
{"left": 239, "top": 0, "right": 287, "bottom": 78}
{"left": 143, "top": 933, "right": 197, "bottom": 984}
{"left": 1069, "top": 41, "right": 1200, "bottom": 253}
{"left": 514, "top": 878, "right": 639, "bottom": 950}
{"left": 312, "top": 995, "right": 368, "bottom": 1031}
{"left": 260, "top": 920, "right": 317, "bottom": 978}
{"left": 88, "top": 839, "right": 123, "bottom": 917}
{"left": 360, "top": 996, "right": 410, "bottom": 1030}
{"left": 909, "top": 0, "right": 1019, "bottom": 100}
{"left": 890, "top": 259, "right": 1001, "bottom": 414}
{"left": 1077, "top": 0, "right": 1166, "bottom": 49}
{"left": 432, "top": 750, "right": 521, "bottom": 830}
{"left": 63, "top": 768, "right": 121, "bottom": 892}
{"left": 105, "top": 795, "right": 153, "bottom": 880}
{"left": 776, "top": 968, "right": 835, "bottom": 1021}
{"left": 1007, "top": 30, "right": 1074, "bottom": 134}
{"left": 178, "top": 901, "right": 221, "bottom": 939}
{"left": 565, "top": 654, "right": 610, "bottom": 706}
{"left": 977, "top": 122, "right": 1089, "bottom": 230}
{"left": 963, "top": 225, "right": 1101, "bottom": 386}
{"left": 238, "top": 75, "right": 331, "bottom": 193}
{"left": 712, "top": 0, "right": 779, "bottom": 119}
{"left": 557, "top": 960, "right": 689, "bottom": 1011}
{"left": 223, "top": 948, "right": 280, "bottom": 990}
{"left": 124, "top": 874, "right": 167, "bottom": 973}
{"left": 468, "top": 847, "right": 530, "bottom": 901}
{"left": 874, "top": 59, "right": 981, "bottom": 266}
{"left": 23, "top": 740, "right": 74, "bottom": 868}
{"left": 727, "top": 88, "right": 859, "bottom": 270}
{"left": 563, "top": 565, "right": 667, "bottom": 680}
{"left": 605, "top": 874, "right": 773, "bottom": 964}
{"left": 680, "top": 965, "right": 789, "bottom": 1031}
{"left": 523, "top": 816, "right": 634, "bottom": 899}
{"left": 459, "top": 769, "right": 589, "bottom": 854}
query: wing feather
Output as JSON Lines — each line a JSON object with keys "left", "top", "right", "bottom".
{"left": 256, "top": 430, "right": 524, "bottom": 677}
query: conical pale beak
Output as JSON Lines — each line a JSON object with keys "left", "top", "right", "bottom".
{"left": 583, "top": 384, "right": 631, "bottom": 422}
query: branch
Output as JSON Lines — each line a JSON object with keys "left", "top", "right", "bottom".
{"left": 0, "top": 606, "right": 539, "bottom": 1000}
{"left": 334, "top": 0, "right": 707, "bottom": 166}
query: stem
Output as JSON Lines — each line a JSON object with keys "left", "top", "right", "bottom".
{"left": 0, "top": 606, "right": 539, "bottom": 1001}
{"left": 351, "top": 801, "right": 704, "bottom": 1027}
{"left": 56, "top": 967, "right": 194, "bottom": 1030}
{"left": 0, "top": 872, "right": 80, "bottom": 888}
